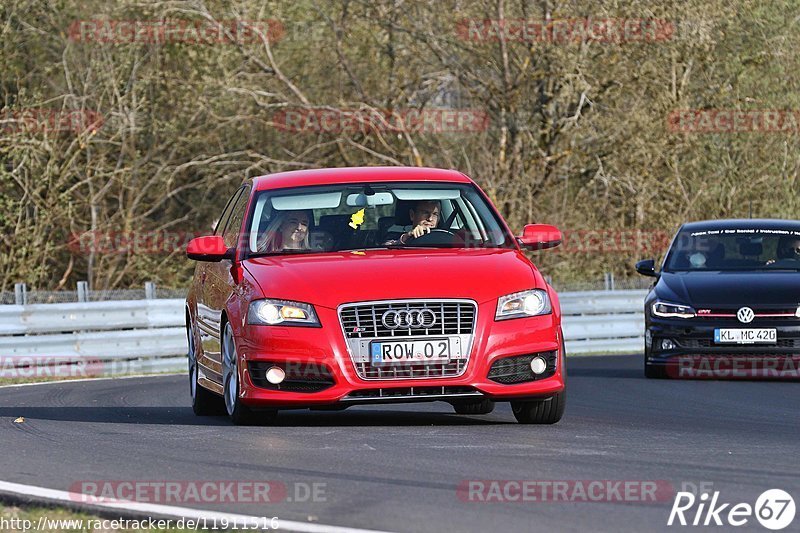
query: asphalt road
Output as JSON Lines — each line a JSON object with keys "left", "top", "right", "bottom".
{"left": 1, "top": 355, "right": 799, "bottom": 532}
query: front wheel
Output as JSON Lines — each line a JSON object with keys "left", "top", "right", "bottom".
{"left": 452, "top": 398, "right": 495, "bottom": 415}
{"left": 188, "top": 319, "right": 223, "bottom": 416}
{"left": 644, "top": 351, "right": 668, "bottom": 379}
{"left": 511, "top": 390, "right": 566, "bottom": 424}
{"left": 222, "top": 322, "right": 277, "bottom": 425}
{"left": 644, "top": 362, "right": 668, "bottom": 379}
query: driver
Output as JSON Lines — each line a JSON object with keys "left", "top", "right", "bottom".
{"left": 777, "top": 236, "right": 800, "bottom": 260}
{"left": 767, "top": 235, "right": 800, "bottom": 265}
{"left": 386, "top": 200, "right": 441, "bottom": 245}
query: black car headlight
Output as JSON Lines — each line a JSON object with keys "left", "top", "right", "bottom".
{"left": 248, "top": 299, "right": 320, "bottom": 326}
{"left": 652, "top": 301, "right": 696, "bottom": 319}
{"left": 496, "top": 289, "right": 552, "bottom": 320}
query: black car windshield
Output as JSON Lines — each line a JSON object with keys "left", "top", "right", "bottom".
{"left": 245, "top": 182, "right": 515, "bottom": 256}
{"left": 664, "top": 227, "right": 800, "bottom": 271}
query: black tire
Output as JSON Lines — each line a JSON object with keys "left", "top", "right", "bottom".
{"left": 511, "top": 390, "right": 566, "bottom": 424}
{"left": 187, "top": 319, "right": 224, "bottom": 416}
{"left": 644, "top": 361, "right": 668, "bottom": 379}
{"left": 222, "top": 322, "right": 277, "bottom": 425}
{"left": 644, "top": 350, "right": 668, "bottom": 379}
{"left": 452, "top": 398, "right": 495, "bottom": 415}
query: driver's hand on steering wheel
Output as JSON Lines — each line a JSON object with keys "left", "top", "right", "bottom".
{"left": 409, "top": 223, "right": 433, "bottom": 239}
{"left": 399, "top": 224, "right": 431, "bottom": 244}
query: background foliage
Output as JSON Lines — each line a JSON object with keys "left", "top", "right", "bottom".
{"left": 2, "top": 0, "right": 799, "bottom": 290}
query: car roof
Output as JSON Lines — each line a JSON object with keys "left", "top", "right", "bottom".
{"left": 680, "top": 218, "right": 800, "bottom": 232}
{"left": 250, "top": 166, "right": 473, "bottom": 191}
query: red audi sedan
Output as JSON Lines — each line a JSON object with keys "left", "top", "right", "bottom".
{"left": 185, "top": 167, "right": 565, "bottom": 424}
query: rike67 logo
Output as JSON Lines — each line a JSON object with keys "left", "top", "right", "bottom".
{"left": 668, "top": 489, "right": 795, "bottom": 530}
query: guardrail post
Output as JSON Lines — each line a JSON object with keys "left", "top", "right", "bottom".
{"left": 14, "top": 283, "right": 27, "bottom": 305}
{"left": 77, "top": 281, "right": 89, "bottom": 302}
{"left": 145, "top": 281, "right": 156, "bottom": 300}
{"left": 603, "top": 272, "right": 616, "bottom": 291}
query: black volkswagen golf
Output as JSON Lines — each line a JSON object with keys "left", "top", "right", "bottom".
{"left": 636, "top": 219, "right": 800, "bottom": 379}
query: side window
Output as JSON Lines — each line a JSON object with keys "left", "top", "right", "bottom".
{"left": 222, "top": 186, "right": 251, "bottom": 248}
{"left": 214, "top": 188, "right": 244, "bottom": 236}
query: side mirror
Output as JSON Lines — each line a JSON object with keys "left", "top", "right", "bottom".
{"left": 518, "top": 224, "right": 562, "bottom": 250}
{"left": 187, "top": 236, "right": 234, "bottom": 262}
{"left": 635, "top": 259, "right": 658, "bottom": 277}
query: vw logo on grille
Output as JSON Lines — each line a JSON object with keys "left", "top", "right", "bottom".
{"left": 381, "top": 309, "right": 437, "bottom": 330}
{"left": 737, "top": 306, "right": 755, "bottom": 324}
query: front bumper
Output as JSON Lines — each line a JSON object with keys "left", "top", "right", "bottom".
{"left": 235, "top": 301, "right": 565, "bottom": 408}
{"left": 646, "top": 316, "right": 800, "bottom": 378}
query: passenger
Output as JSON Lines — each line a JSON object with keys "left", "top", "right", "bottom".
{"left": 257, "top": 210, "right": 312, "bottom": 252}
{"left": 704, "top": 241, "right": 726, "bottom": 269}
{"left": 385, "top": 200, "right": 441, "bottom": 245}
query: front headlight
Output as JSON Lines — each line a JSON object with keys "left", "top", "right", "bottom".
{"left": 651, "top": 301, "right": 696, "bottom": 319}
{"left": 247, "top": 299, "right": 320, "bottom": 326}
{"left": 496, "top": 289, "right": 552, "bottom": 320}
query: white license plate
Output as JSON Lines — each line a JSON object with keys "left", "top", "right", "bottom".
{"left": 370, "top": 339, "right": 456, "bottom": 364}
{"left": 714, "top": 328, "right": 777, "bottom": 344}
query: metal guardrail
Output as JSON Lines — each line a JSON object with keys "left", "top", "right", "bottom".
{"left": 0, "top": 300, "right": 184, "bottom": 336}
{"left": 560, "top": 290, "right": 647, "bottom": 355}
{"left": 0, "top": 291, "right": 647, "bottom": 377}
{"left": 0, "top": 299, "right": 188, "bottom": 377}
{"left": 3, "top": 277, "right": 655, "bottom": 305}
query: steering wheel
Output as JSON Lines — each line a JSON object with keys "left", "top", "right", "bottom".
{"left": 407, "top": 228, "right": 458, "bottom": 246}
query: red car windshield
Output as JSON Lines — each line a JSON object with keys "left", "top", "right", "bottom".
{"left": 244, "top": 182, "right": 514, "bottom": 255}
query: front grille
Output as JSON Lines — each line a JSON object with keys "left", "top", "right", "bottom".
{"left": 248, "top": 361, "right": 335, "bottom": 393}
{"left": 678, "top": 339, "right": 713, "bottom": 348}
{"left": 488, "top": 351, "right": 558, "bottom": 384}
{"left": 354, "top": 360, "right": 469, "bottom": 380}
{"left": 678, "top": 338, "right": 800, "bottom": 349}
{"left": 339, "top": 299, "right": 477, "bottom": 380}
{"left": 343, "top": 385, "right": 481, "bottom": 401}
{"left": 696, "top": 308, "right": 799, "bottom": 321}
{"left": 340, "top": 301, "right": 475, "bottom": 338}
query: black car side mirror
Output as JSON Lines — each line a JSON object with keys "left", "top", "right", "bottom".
{"left": 635, "top": 259, "right": 658, "bottom": 277}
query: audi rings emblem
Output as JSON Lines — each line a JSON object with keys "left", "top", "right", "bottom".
{"left": 737, "top": 306, "right": 755, "bottom": 324}
{"left": 381, "top": 309, "right": 437, "bottom": 330}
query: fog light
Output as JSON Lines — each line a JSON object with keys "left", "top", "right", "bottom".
{"left": 661, "top": 339, "right": 676, "bottom": 350}
{"left": 530, "top": 356, "right": 547, "bottom": 375}
{"left": 265, "top": 366, "right": 285, "bottom": 385}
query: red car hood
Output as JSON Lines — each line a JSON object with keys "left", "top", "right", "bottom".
{"left": 244, "top": 248, "right": 543, "bottom": 309}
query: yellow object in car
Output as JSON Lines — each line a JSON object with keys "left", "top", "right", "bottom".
{"left": 349, "top": 208, "right": 365, "bottom": 229}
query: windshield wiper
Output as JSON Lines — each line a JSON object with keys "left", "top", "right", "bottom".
{"left": 379, "top": 245, "right": 439, "bottom": 250}
{"left": 247, "top": 249, "right": 320, "bottom": 258}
